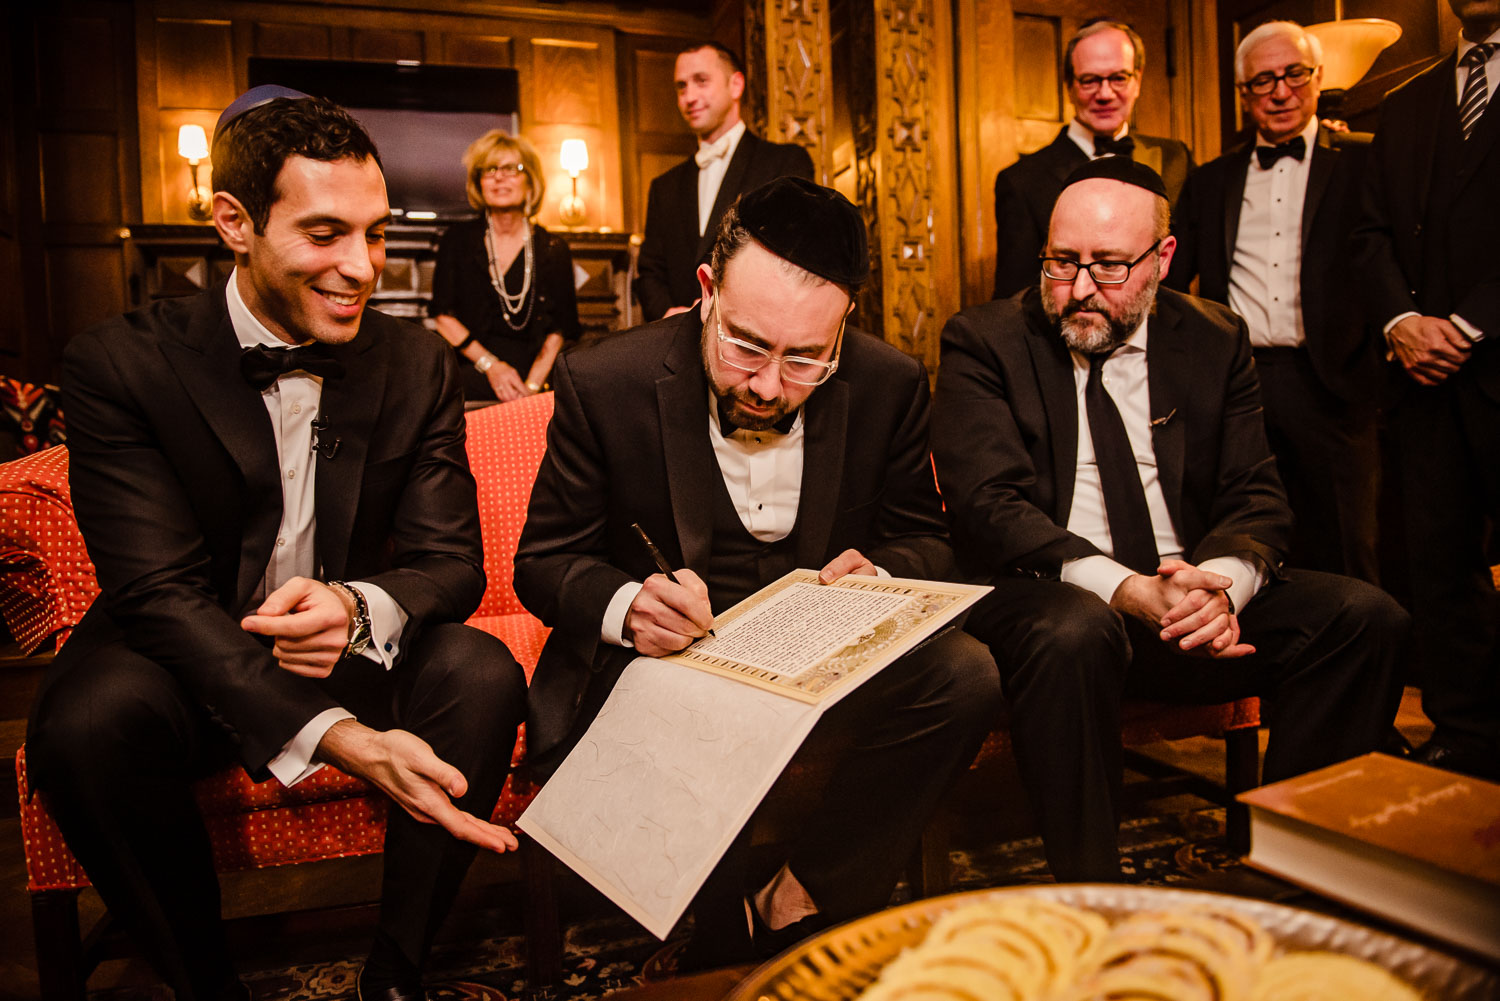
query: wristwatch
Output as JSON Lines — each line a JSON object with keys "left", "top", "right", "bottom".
{"left": 327, "top": 580, "right": 372, "bottom": 658}
{"left": 474, "top": 354, "right": 496, "bottom": 374}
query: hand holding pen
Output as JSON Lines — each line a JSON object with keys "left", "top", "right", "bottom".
{"left": 624, "top": 522, "right": 717, "bottom": 656}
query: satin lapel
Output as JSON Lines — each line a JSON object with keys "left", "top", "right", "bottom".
{"left": 794, "top": 376, "right": 848, "bottom": 568}
{"left": 695, "top": 135, "right": 757, "bottom": 265}
{"left": 1024, "top": 301, "right": 1080, "bottom": 521}
{"left": 658, "top": 324, "right": 717, "bottom": 573}
{"left": 312, "top": 326, "right": 382, "bottom": 578}
{"left": 159, "top": 293, "right": 282, "bottom": 606}
{"left": 1224, "top": 152, "right": 1251, "bottom": 270}
{"left": 1302, "top": 128, "right": 1337, "bottom": 250}
{"left": 1412, "top": 58, "right": 1453, "bottom": 220}
{"left": 1146, "top": 302, "right": 1188, "bottom": 539}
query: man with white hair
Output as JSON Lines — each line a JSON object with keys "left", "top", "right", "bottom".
{"left": 934, "top": 156, "right": 1404, "bottom": 881}
{"left": 1168, "top": 21, "right": 1380, "bottom": 583}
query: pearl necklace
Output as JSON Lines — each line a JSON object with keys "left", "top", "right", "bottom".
{"left": 485, "top": 218, "right": 535, "bottom": 332}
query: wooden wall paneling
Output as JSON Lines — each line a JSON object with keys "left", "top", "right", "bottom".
{"left": 45, "top": 247, "right": 128, "bottom": 353}
{"left": 251, "top": 21, "right": 333, "bottom": 60}
{"left": 953, "top": 0, "right": 1015, "bottom": 307}
{"left": 40, "top": 133, "right": 122, "bottom": 227}
{"left": 762, "top": 0, "right": 832, "bottom": 181}
{"left": 440, "top": 33, "right": 515, "bottom": 68}
{"left": 527, "top": 32, "right": 621, "bottom": 232}
{"left": 1170, "top": 0, "right": 1220, "bottom": 161}
{"left": 349, "top": 27, "right": 424, "bottom": 63}
{"left": 155, "top": 19, "right": 236, "bottom": 109}
{"left": 0, "top": 18, "right": 22, "bottom": 368}
{"left": 618, "top": 33, "right": 698, "bottom": 237}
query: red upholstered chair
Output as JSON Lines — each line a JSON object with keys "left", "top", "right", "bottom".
{"left": 7, "top": 392, "right": 560, "bottom": 1000}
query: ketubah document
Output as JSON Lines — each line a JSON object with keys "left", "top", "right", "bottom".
{"left": 518, "top": 570, "right": 991, "bottom": 939}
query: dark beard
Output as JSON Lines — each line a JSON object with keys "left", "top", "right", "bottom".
{"left": 1042, "top": 269, "right": 1160, "bottom": 355}
{"left": 703, "top": 354, "right": 794, "bottom": 432}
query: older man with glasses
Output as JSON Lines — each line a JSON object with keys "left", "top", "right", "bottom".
{"left": 515, "top": 176, "right": 1000, "bottom": 972}
{"left": 934, "top": 156, "right": 1405, "bottom": 883}
{"left": 1167, "top": 20, "right": 1381, "bottom": 585}
{"left": 991, "top": 19, "right": 1195, "bottom": 299}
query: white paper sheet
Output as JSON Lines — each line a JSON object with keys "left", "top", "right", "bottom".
{"left": 518, "top": 656, "right": 821, "bottom": 938}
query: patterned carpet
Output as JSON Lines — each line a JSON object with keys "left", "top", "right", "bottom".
{"left": 90, "top": 806, "right": 1245, "bottom": 1001}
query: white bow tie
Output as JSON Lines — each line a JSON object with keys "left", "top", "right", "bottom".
{"left": 696, "top": 136, "right": 732, "bottom": 169}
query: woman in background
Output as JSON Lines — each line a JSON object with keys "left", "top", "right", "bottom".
{"left": 431, "top": 131, "right": 581, "bottom": 401}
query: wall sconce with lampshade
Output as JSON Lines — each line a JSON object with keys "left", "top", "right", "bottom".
{"left": 559, "top": 138, "right": 589, "bottom": 226}
{"left": 177, "top": 124, "right": 212, "bottom": 222}
{"left": 1304, "top": 15, "right": 1402, "bottom": 124}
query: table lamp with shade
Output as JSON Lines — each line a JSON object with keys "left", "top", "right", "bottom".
{"left": 1304, "top": 16, "right": 1403, "bottom": 123}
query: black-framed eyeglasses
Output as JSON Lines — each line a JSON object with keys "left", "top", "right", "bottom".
{"left": 1074, "top": 71, "right": 1136, "bottom": 93}
{"left": 481, "top": 162, "right": 527, "bottom": 178}
{"left": 1239, "top": 64, "right": 1316, "bottom": 96}
{"left": 1040, "top": 239, "right": 1162, "bottom": 285}
{"left": 710, "top": 294, "right": 847, "bottom": 387}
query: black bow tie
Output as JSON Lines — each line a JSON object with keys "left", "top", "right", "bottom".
{"left": 1093, "top": 134, "right": 1135, "bottom": 157}
{"left": 239, "top": 343, "right": 345, "bottom": 390}
{"left": 716, "top": 397, "right": 799, "bottom": 436}
{"left": 1255, "top": 135, "right": 1306, "bottom": 169}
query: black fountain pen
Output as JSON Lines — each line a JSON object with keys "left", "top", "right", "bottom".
{"left": 630, "top": 521, "right": 715, "bottom": 637}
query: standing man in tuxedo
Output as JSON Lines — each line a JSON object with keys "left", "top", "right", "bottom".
{"left": 1168, "top": 21, "right": 1379, "bottom": 582}
{"left": 26, "top": 89, "right": 525, "bottom": 1001}
{"left": 635, "top": 41, "right": 815, "bottom": 320}
{"left": 1353, "top": 0, "right": 1500, "bottom": 779}
{"left": 936, "top": 157, "right": 1405, "bottom": 881}
{"left": 992, "top": 20, "right": 1195, "bottom": 299}
{"left": 518, "top": 177, "right": 1000, "bottom": 968}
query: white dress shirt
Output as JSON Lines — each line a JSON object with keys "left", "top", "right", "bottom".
{"left": 1229, "top": 115, "right": 1319, "bottom": 349}
{"left": 1059, "top": 317, "right": 1263, "bottom": 613}
{"left": 1067, "top": 118, "right": 1130, "bottom": 159}
{"left": 226, "top": 271, "right": 409, "bottom": 786}
{"left": 697, "top": 120, "right": 747, "bottom": 236}
{"left": 1384, "top": 29, "right": 1499, "bottom": 344}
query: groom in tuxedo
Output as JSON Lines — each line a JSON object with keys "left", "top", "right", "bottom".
{"left": 27, "top": 89, "right": 525, "bottom": 1001}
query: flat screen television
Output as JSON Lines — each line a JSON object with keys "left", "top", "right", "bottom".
{"left": 247, "top": 57, "right": 520, "bottom": 221}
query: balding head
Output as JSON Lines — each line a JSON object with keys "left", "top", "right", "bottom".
{"left": 1041, "top": 178, "right": 1175, "bottom": 354}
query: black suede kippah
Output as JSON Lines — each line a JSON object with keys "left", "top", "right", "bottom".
{"left": 736, "top": 176, "right": 869, "bottom": 288}
{"left": 1061, "top": 156, "right": 1168, "bottom": 199}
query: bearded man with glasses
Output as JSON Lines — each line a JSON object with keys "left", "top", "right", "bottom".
{"left": 934, "top": 156, "right": 1405, "bottom": 883}
{"left": 516, "top": 176, "right": 1000, "bottom": 971}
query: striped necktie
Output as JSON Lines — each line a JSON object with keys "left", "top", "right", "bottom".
{"left": 1460, "top": 43, "right": 1497, "bottom": 141}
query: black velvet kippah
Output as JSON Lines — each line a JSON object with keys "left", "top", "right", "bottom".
{"left": 1061, "top": 156, "right": 1168, "bottom": 200}
{"left": 736, "top": 176, "right": 869, "bottom": 288}
{"left": 215, "top": 85, "right": 312, "bottom": 138}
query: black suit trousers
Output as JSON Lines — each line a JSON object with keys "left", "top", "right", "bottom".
{"left": 1391, "top": 373, "right": 1500, "bottom": 748}
{"left": 964, "top": 570, "right": 1406, "bottom": 881}
{"left": 27, "top": 621, "right": 525, "bottom": 999}
{"left": 1253, "top": 349, "right": 1380, "bottom": 583}
{"left": 686, "top": 628, "right": 1001, "bottom": 965}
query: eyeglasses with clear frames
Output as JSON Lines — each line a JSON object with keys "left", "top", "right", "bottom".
{"left": 1074, "top": 71, "right": 1136, "bottom": 93}
{"left": 1039, "top": 239, "right": 1162, "bottom": 285}
{"left": 1239, "top": 64, "right": 1316, "bottom": 96}
{"left": 481, "top": 162, "right": 527, "bottom": 178}
{"left": 711, "top": 295, "right": 847, "bottom": 387}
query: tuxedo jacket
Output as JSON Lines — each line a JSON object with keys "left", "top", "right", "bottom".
{"left": 635, "top": 132, "right": 815, "bottom": 321}
{"left": 1352, "top": 52, "right": 1500, "bottom": 398}
{"left": 38, "top": 288, "right": 486, "bottom": 776}
{"left": 1166, "top": 126, "right": 1377, "bottom": 404}
{"left": 932, "top": 287, "right": 1291, "bottom": 583}
{"left": 514, "top": 312, "right": 953, "bottom": 775}
{"left": 993, "top": 127, "right": 1195, "bottom": 299}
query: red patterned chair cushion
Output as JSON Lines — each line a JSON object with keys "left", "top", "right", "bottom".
{"left": 11, "top": 394, "right": 557, "bottom": 893}
{"left": 0, "top": 446, "right": 99, "bottom": 654}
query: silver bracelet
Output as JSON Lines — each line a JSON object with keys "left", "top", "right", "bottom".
{"left": 474, "top": 354, "right": 496, "bottom": 374}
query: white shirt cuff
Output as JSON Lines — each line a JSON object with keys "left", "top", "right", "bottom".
{"left": 266, "top": 706, "right": 354, "bottom": 787}
{"left": 350, "top": 582, "right": 407, "bottom": 670}
{"left": 603, "top": 581, "right": 645, "bottom": 647}
{"left": 1197, "top": 556, "right": 1265, "bottom": 614}
{"left": 1061, "top": 555, "right": 1136, "bottom": 605}
{"left": 1382, "top": 311, "right": 1420, "bottom": 337}
{"left": 1451, "top": 313, "right": 1485, "bottom": 344}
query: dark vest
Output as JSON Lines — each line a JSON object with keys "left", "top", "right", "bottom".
{"left": 705, "top": 465, "right": 799, "bottom": 612}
